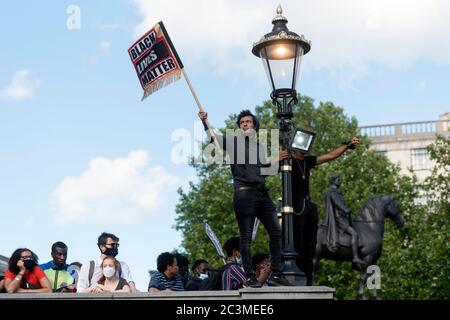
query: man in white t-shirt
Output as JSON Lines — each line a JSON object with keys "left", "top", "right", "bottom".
{"left": 77, "top": 232, "right": 138, "bottom": 292}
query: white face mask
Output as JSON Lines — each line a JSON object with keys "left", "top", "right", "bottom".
{"left": 103, "top": 266, "right": 115, "bottom": 278}
{"left": 199, "top": 273, "right": 209, "bottom": 280}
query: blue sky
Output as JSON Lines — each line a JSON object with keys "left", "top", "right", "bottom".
{"left": 0, "top": 0, "right": 449, "bottom": 290}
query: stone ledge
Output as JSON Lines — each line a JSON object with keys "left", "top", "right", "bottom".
{"left": 0, "top": 286, "right": 334, "bottom": 300}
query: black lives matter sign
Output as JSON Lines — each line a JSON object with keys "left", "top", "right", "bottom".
{"left": 128, "top": 21, "right": 183, "bottom": 100}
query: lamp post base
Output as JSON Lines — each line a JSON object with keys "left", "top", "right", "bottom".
{"left": 282, "top": 255, "right": 306, "bottom": 286}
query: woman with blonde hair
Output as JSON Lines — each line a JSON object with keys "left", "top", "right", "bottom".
{"left": 87, "top": 256, "right": 130, "bottom": 293}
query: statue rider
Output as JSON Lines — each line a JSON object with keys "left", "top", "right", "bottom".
{"left": 324, "top": 175, "right": 365, "bottom": 266}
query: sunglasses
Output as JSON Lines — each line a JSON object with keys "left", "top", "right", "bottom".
{"left": 104, "top": 243, "right": 120, "bottom": 248}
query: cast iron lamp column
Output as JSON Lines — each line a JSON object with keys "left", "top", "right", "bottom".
{"left": 252, "top": 5, "right": 311, "bottom": 284}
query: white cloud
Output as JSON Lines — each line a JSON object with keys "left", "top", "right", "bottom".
{"left": 53, "top": 150, "right": 179, "bottom": 224}
{"left": 132, "top": 0, "right": 450, "bottom": 83}
{"left": 0, "top": 69, "right": 39, "bottom": 101}
{"left": 99, "top": 40, "right": 112, "bottom": 54}
{"left": 133, "top": 0, "right": 269, "bottom": 80}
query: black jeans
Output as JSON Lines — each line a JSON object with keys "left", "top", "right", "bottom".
{"left": 292, "top": 196, "right": 318, "bottom": 278}
{"left": 233, "top": 188, "right": 283, "bottom": 277}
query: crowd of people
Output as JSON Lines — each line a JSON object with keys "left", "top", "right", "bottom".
{"left": 0, "top": 232, "right": 272, "bottom": 294}
{"left": 0, "top": 109, "right": 359, "bottom": 294}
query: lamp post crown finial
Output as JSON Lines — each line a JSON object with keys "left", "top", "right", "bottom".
{"left": 273, "top": 4, "right": 287, "bottom": 23}
{"left": 277, "top": 4, "right": 283, "bottom": 15}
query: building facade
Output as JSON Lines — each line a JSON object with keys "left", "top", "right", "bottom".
{"left": 359, "top": 112, "right": 450, "bottom": 182}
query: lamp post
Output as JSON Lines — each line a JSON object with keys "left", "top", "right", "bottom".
{"left": 252, "top": 5, "right": 311, "bottom": 284}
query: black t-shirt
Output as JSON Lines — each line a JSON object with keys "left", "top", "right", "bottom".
{"left": 291, "top": 155, "right": 317, "bottom": 196}
{"left": 98, "top": 277, "right": 129, "bottom": 291}
{"left": 185, "top": 277, "right": 202, "bottom": 291}
{"left": 222, "top": 134, "right": 271, "bottom": 188}
{"left": 203, "top": 124, "right": 275, "bottom": 188}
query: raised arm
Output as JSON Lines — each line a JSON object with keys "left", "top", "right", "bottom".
{"left": 5, "top": 260, "right": 27, "bottom": 293}
{"left": 316, "top": 137, "right": 360, "bottom": 165}
{"left": 198, "top": 111, "right": 225, "bottom": 150}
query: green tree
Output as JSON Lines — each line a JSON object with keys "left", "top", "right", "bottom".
{"left": 377, "top": 134, "right": 449, "bottom": 299}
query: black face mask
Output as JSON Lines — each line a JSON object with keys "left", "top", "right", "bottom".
{"left": 103, "top": 247, "right": 118, "bottom": 257}
{"left": 24, "top": 259, "right": 37, "bottom": 270}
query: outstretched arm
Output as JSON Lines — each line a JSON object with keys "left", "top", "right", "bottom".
{"left": 316, "top": 137, "right": 360, "bottom": 165}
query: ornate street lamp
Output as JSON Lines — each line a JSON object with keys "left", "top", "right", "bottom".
{"left": 252, "top": 5, "right": 311, "bottom": 284}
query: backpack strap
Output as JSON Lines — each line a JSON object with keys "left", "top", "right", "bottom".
{"left": 88, "top": 260, "right": 95, "bottom": 286}
{"left": 118, "top": 262, "right": 122, "bottom": 277}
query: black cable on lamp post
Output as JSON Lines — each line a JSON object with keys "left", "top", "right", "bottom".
{"left": 252, "top": 5, "right": 311, "bottom": 284}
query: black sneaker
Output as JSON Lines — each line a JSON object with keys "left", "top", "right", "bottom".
{"left": 267, "top": 273, "right": 293, "bottom": 286}
{"left": 246, "top": 276, "right": 262, "bottom": 288}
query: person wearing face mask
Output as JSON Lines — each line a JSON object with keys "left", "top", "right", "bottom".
{"left": 221, "top": 237, "right": 247, "bottom": 290}
{"left": 185, "top": 259, "right": 210, "bottom": 291}
{"left": 77, "top": 232, "right": 138, "bottom": 292}
{"left": 3, "top": 248, "right": 52, "bottom": 293}
{"left": 198, "top": 110, "right": 291, "bottom": 288}
{"left": 87, "top": 256, "right": 130, "bottom": 293}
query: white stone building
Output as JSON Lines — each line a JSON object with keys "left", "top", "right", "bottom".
{"left": 359, "top": 112, "right": 450, "bottom": 183}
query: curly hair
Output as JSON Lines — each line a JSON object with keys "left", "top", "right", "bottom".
{"left": 8, "top": 248, "right": 38, "bottom": 275}
{"left": 252, "top": 253, "right": 270, "bottom": 272}
{"left": 236, "top": 110, "right": 259, "bottom": 131}
{"left": 223, "top": 236, "right": 240, "bottom": 257}
{"left": 97, "top": 232, "right": 119, "bottom": 245}
{"left": 191, "top": 259, "right": 209, "bottom": 272}
{"left": 157, "top": 252, "right": 176, "bottom": 273}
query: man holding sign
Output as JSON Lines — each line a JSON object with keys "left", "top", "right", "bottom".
{"left": 129, "top": 22, "right": 290, "bottom": 287}
{"left": 199, "top": 110, "right": 292, "bottom": 287}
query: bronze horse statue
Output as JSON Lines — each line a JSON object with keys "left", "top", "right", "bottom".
{"left": 312, "top": 195, "right": 404, "bottom": 299}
